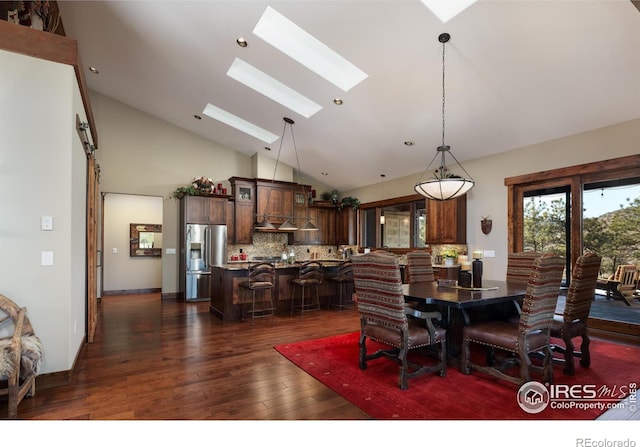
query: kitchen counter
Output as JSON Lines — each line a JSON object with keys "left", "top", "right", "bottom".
{"left": 209, "top": 262, "right": 346, "bottom": 321}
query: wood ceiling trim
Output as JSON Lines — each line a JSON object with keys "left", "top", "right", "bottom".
{"left": 0, "top": 20, "right": 98, "bottom": 149}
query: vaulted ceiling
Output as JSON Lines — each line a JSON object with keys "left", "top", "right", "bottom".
{"left": 57, "top": 1, "right": 640, "bottom": 192}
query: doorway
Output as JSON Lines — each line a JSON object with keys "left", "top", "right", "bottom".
{"left": 102, "top": 193, "right": 163, "bottom": 296}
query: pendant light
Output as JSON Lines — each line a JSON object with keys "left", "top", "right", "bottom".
{"left": 379, "top": 174, "right": 386, "bottom": 225}
{"left": 414, "top": 33, "right": 474, "bottom": 201}
{"left": 256, "top": 117, "right": 318, "bottom": 231}
{"left": 288, "top": 117, "right": 318, "bottom": 231}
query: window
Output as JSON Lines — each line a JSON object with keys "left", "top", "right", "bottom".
{"left": 360, "top": 195, "right": 426, "bottom": 251}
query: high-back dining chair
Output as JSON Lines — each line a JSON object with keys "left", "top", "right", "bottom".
{"left": 550, "top": 252, "right": 601, "bottom": 375}
{"left": 460, "top": 253, "right": 565, "bottom": 385}
{"left": 506, "top": 251, "right": 544, "bottom": 284}
{"left": 352, "top": 252, "right": 446, "bottom": 390}
{"left": 405, "top": 251, "right": 435, "bottom": 283}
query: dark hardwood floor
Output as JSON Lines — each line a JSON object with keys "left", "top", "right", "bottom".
{"left": 5, "top": 293, "right": 638, "bottom": 421}
{"left": 8, "top": 294, "right": 369, "bottom": 420}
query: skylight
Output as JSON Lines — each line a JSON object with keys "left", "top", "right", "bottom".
{"left": 202, "top": 103, "right": 279, "bottom": 144}
{"left": 252, "top": 6, "right": 367, "bottom": 92}
{"left": 420, "top": 0, "right": 478, "bottom": 23}
{"left": 227, "top": 58, "right": 322, "bottom": 118}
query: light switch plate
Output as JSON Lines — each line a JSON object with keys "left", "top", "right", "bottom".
{"left": 41, "top": 251, "right": 54, "bottom": 265}
{"left": 483, "top": 250, "right": 496, "bottom": 258}
{"left": 165, "top": 248, "right": 176, "bottom": 254}
{"left": 41, "top": 216, "right": 53, "bottom": 230}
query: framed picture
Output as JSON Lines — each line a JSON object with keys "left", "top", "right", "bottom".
{"left": 295, "top": 192, "right": 306, "bottom": 205}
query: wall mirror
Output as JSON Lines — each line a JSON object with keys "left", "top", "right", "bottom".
{"left": 130, "top": 223, "right": 162, "bottom": 257}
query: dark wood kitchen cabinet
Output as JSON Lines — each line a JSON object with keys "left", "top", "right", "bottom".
{"left": 229, "top": 177, "right": 255, "bottom": 244}
{"left": 255, "top": 179, "right": 295, "bottom": 226}
{"left": 182, "top": 196, "right": 227, "bottom": 224}
{"left": 425, "top": 195, "right": 467, "bottom": 244}
{"left": 335, "top": 207, "right": 357, "bottom": 245}
{"left": 292, "top": 203, "right": 335, "bottom": 245}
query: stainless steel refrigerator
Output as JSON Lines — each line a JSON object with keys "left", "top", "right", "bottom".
{"left": 185, "top": 224, "right": 227, "bottom": 301}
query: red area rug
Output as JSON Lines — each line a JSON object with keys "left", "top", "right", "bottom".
{"left": 274, "top": 332, "right": 640, "bottom": 420}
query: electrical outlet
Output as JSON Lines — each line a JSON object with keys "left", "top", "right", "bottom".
{"left": 165, "top": 248, "right": 176, "bottom": 254}
{"left": 112, "top": 248, "right": 118, "bottom": 254}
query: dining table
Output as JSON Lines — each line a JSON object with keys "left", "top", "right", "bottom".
{"left": 403, "top": 279, "right": 528, "bottom": 357}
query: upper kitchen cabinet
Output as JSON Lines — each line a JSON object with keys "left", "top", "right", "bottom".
{"left": 182, "top": 196, "right": 227, "bottom": 225}
{"left": 255, "top": 179, "right": 295, "bottom": 227}
{"left": 425, "top": 195, "right": 467, "bottom": 244}
{"left": 229, "top": 177, "right": 255, "bottom": 244}
{"left": 335, "top": 207, "right": 358, "bottom": 245}
{"left": 292, "top": 202, "right": 335, "bottom": 245}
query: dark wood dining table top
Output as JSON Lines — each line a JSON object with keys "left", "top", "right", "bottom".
{"left": 402, "top": 280, "right": 527, "bottom": 309}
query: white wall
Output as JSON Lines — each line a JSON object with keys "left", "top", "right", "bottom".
{"left": 0, "top": 49, "right": 88, "bottom": 374}
{"left": 103, "top": 193, "right": 163, "bottom": 292}
{"left": 344, "top": 118, "right": 640, "bottom": 280}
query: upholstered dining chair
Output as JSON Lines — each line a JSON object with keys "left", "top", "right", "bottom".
{"left": 506, "top": 251, "right": 544, "bottom": 284}
{"left": 460, "top": 253, "right": 565, "bottom": 386}
{"left": 328, "top": 260, "right": 354, "bottom": 310}
{"left": 0, "top": 294, "right": 43, "bottom": 418}
{"left": 405, "top": 251, "right": 435, "bottom": 283}
{"left": 550, "top": 252, "right": 601, "bottom": 375}
{"left": 239, "top": 262, "right": 276, "bottom": 324}
{"left": 351, "top": 252, "right": 446, "bottom": 390}
{"left": 290, "top": 261, "right": 323, "bottom": 315}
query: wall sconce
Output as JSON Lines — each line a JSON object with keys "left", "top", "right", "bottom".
{"left": 481, "top": 216, "right": 492, "bottom": 235}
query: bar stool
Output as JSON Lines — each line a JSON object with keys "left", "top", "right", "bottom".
{"left": 328, "top": 260, "right": 354, "bottom": 310}
{"left": 239, "top": 262, "right": 276, "bottom": 325}
{"left": 290, "top": 261, "right": 322, "bottom": 315}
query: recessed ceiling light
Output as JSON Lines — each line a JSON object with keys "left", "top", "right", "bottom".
{"left": 333, "top": 98, "right": 343, "bottom": 105}
{"left": 202, "top": 103, "right": 279, "bottom": 143}
{"left": 380, "top": 174, "right": 386, "bottom": 178}
{"left": 419, "top": 0, "right": 478, "bottom": 23}
{"left": 264, "top": 146, "right": 271, "bottom": 151}
{"left": 404, "top": 141, "right": 414, "bottom": 146}
{"left": 236, "top": 37, "right": 248, "bottom": 47}
{"left": 321, "top": 172, "right": 328, "bottom": 176}
{"left": 253, "top": 6, "right": 368, "bottom": 91}
{"left": 194, "top": 114, "right": 202, "bottom": 120}
{"left": 227, "top": 58, "right": 322, "bottom": 118}
{"left": 89, "top": 66, "right": 99, "bottom": 74}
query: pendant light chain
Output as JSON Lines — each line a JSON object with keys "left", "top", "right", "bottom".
{"left": 441, "top": 36, "right": 446, "bottom": 148}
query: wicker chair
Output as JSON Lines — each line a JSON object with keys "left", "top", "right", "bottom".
{"left": 352, "top": 252, "right": 446, "bottom": 390}
{"left": 460, "top": 254, "right": 565, "bottom": 385}
{"left": 405, "top": 251, "right": 435, "bottom": 283}
{"left": 0, "top": 294, "right": 43, "bottom": 418}
{"left": 550, "top": 252, "right": 602, "bottom": 375}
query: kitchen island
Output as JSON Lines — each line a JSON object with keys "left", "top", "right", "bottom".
{"left": 209, "top": 261, "right": 345, "bottom": 321}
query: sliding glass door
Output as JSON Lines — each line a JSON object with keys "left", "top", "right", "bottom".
{"left": 522, "top": 186, "right": 571, "bottom": 284}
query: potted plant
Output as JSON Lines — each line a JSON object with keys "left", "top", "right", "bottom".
{"left": 440, "top": 248, "right": 458, "bottom": 266}
{"left": 171, "top": 185, "right": 199, "bottom": 199}
{"left": 338, "top": 196, "right": 360, "bottom": 211}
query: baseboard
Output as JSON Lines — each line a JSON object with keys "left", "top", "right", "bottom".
{"left": 161, "top": 292, "right": 180, "bottom": 300}
{"left": 35, "top": 334, "right": 87, "bottom": 391}
{"left": 589, "top": 317, "right": 640, "bottom": 345}
{"left": 102, "top": 288, "right": 161, "bottom": 296}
